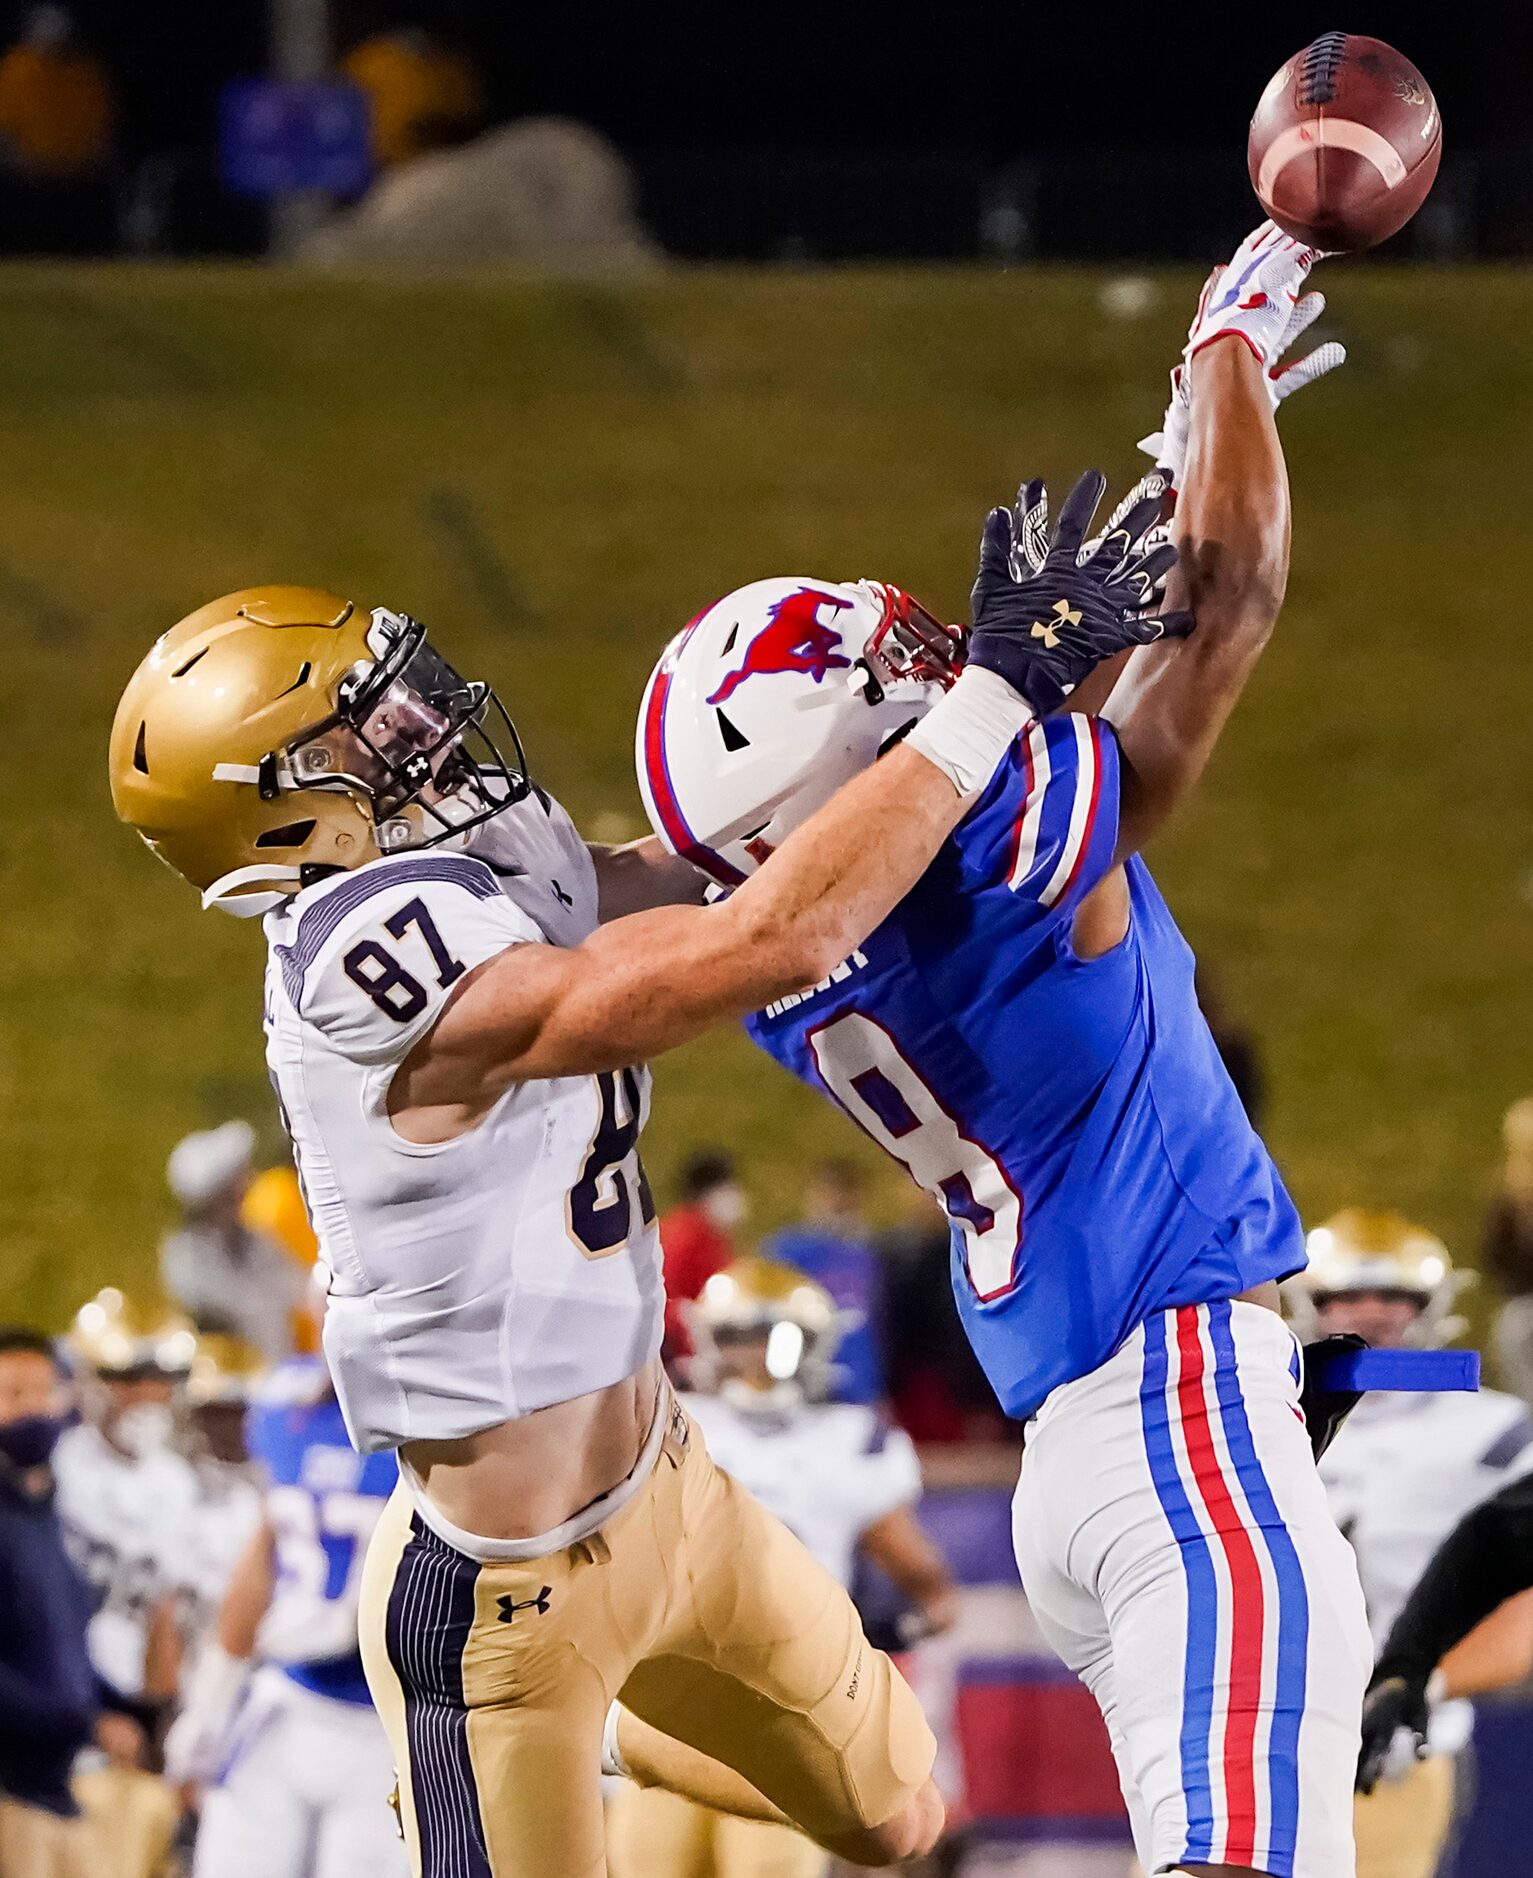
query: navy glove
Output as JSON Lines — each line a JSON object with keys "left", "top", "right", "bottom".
{"left": 966, "top": 470, "right": 1192, "bottom": 718}
{"left": 1356, "top": 1673, "right": 1430, "bottom": 1795}
{"left": 1299, "top": 1333, "right": 1368, "bottom": 1462}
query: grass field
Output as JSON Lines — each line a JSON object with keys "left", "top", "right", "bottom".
{"left": 2, "top": 260, "right": 1530, "bottom": 1332}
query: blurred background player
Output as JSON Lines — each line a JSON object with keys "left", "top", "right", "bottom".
{"left": 167, "top": 1352, "right": 403, "bottom": 1878}
{"left": 764, "top": 1162, "right": 887, "bottom": 1406}
{"left": 659, "top": 1148, "right": 748, "bottom": 1364}
{"left": 607, "top": 1256, "right": 956, "bottom": 1878}
{"left": 160, "top": 1122, "right": 308, "bottom": 1364}
{"left": 1293, "top": 1209, "right": 1533, "bottom": 1878}
{"left": 1484, "top": 1096, "right": 1533, "bottom": 1408}
{"left": 178, "top": 1336, "right": 266, "bottom": 1671}
{"left": 55, "top": 1289, "right": 199, "bottom": 1878}
{"left": 0, "top": 1325, "right": 97, "bottom": 1878}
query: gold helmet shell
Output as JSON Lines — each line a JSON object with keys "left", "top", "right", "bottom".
{"left": 110, "top": 588, "right": 380, "bottom": 912}
{"left": 1290, "top": 1208, "right": 1468, "bottom": 1345}
{"left": 67, "top": 1288, "right": 199, "bottom": 1379}
{"left": 110, "top": 586, "right": 530, "bottom": 917}
{"left": 686, "top": 1256, "right": 855, "bottom": 1407}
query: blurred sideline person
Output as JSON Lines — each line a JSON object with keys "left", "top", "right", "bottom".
{"left": 765, "top": 1161, "right": 886, "bottom": 1405}
{"left": 638, "top": 228, "right": 1367, "bottom": 1878}
{"left": 1485, "top": 1095, "right": 1533, "bottom": 1405}
{"left": 878, "top": 1189, "right": 1006, "bottom": 1443}
{"left": 178, "top": 1336, "right": 266, "bottom": 1666}
{"left": 659, "top": 1148, "right": 747, "bottom": 1362}
{"left": 1358, "top": 1462, "right": 1533, "bottom": 1798}
{"left": 161, "top": 1121, "right": 307, "bottom": 1363}
{"left": 243, "top": 1158, "right": 321, "bottom": 1262}
{"left": 167, "top": 1356, "right": 403, "bottom": 1878}
{"left": 0, "top": 1327, "right": 96, "bottom": 1878}
{"left": 607, "top": 1258, "right": 956, "bottom": 1878}
{"left": 1293, "top": 1210, "right": 1533, "bottom": 1878}
{"left": 108, "top": 478, "right": 1176, "bottom": 1863}
{"left": 0, "top": 5, "right": 114, "bottom": 255}
{"left": 341, "top": 26, "right": 485, "bottom": 170}
{"left": 54, "top": 1291, "right": 198, "bottom": 1878}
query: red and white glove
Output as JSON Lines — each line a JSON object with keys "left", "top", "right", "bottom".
{"left": 1140, "top": 221, "right": 1346, "bottom": 488}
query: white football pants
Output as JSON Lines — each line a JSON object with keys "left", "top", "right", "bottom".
{"left": 193, "top": 1668, "right": 408, "bottom": 1878}
{"left": 1013, "top": 1300, "right": 1372, "bottom": 1878}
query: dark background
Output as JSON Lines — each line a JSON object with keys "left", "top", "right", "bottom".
{"left": 12, "top": 2, "right": 1529, "bottom": 259}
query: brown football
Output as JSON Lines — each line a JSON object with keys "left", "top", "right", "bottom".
{"left": 1248, "top": 34, "right": 1442, "bottom": 250}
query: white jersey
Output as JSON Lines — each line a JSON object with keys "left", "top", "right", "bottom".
{"left": 261, "top": 792, "right": 665, "bottom": 1453}
{"left": 54, "top": 1423, "right": 201, "bottom": 1698}
{"left": 180, "top": 1459, "right": 264, "bottom": 1653}
{"left": 1320, "top": 1380, "right": 1533, "bottom": 1754}
{"left": 682, "top": 1392, "right": 922, "bottom": 1587}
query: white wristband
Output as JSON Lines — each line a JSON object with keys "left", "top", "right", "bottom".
{"left": 904, "top": 664, "right": 1035, "bottom": 798}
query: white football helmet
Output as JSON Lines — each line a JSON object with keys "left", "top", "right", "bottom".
{"left": 636, "top": 577, "right": 960, "bottom": 886}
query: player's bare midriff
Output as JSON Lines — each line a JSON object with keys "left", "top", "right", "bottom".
{"left": 401, "top": 1354, "right": 666, "bottom": 1542}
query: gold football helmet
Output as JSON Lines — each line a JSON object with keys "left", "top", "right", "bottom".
{"left": 109, "top": 587, "right": 530, "bottom": 916}
{"left": 185, "top": 1333, "right": 266, "bottom": 1407}
{"left": 1288, "top": 1207, "right": 1468, "bottom": 1345}
{"left": 686, "top": 1255, "right": 856, "bottom": 1410}
{"left": 67, "top": 1288, "right": 199, "bottom": 1379}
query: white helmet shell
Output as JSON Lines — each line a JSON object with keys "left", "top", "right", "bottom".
{"left": 636, "top": 577, "right": 950, "bottom": 885}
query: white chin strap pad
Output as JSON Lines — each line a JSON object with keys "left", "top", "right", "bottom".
{"left": 200, "top": 864, "right": 304, "bottom": 917}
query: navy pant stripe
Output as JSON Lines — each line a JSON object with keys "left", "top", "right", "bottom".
{"left": 386, "top": 1513, "right": 493, "bottom": 1878}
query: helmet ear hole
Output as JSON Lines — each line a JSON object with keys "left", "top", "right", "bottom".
{"left": 132, "top": 722, "right": 149, "bottom": 774}
{"left": 254, "top": 819, "right": 317, "bottom": 849}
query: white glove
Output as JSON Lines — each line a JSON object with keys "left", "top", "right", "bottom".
{"left": 1009, "top": 469, "right": 1173, "bottom": 575}
{"left": 163, "top": 1645, "right": 253, "bottom": 1786}
{"left": 1140, "top": 221, "right": 1346, "bottom": 487}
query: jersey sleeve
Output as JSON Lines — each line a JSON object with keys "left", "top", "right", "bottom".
{"left": 279, "top": 855, "right": 542, "bottom": 1067}
{"left": 1002, "top": 713, "right": 1121, "bottom": 913}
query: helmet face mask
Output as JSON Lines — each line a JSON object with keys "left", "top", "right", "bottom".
{"left": 284, "top": 609, "right": 531, "bottom": 855}
{"left": 861, "top": 582, "right": 964, "bottom": 692}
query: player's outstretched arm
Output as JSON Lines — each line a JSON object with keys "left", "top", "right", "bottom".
{"left": 390, "top": 481, "right": 1182, "bottom": 1117}
{"left": 1106, "top": 226, "right": 1331, "bottom": 856}
{"left": 400, "top": 735, "right": 989, "bottom": 1106}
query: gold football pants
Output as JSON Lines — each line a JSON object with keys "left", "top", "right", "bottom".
{"left": 606, "top": 1783, "right": 827, "bottom": 1878}
{"left": 0, "top": 1796, "right": 91, "bottom": 1878}
{"left": 358, "top": 1402, "right": 934, "bottom": 1877}
{"left": 71, "top": 1767, "right": 180, "bottom": 1878}
{"left": 1352, "top": 1752, "right": 1456, "bottom": 1878}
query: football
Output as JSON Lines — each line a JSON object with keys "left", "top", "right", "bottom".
{"left": 1248, "top": 34, "right": 1442, "bottom": 250}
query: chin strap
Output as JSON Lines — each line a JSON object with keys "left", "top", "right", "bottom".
{"left": 200, "top": 864, "right": 304, "bottom": 917}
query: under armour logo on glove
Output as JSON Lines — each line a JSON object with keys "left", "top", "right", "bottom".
{"left": 497, "top": 1586, "right": 553, "bottom": 1623}
{"left": 966, "top": 470, "right": 1193, "bottom": 718}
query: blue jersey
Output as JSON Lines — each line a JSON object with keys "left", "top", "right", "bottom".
{"left": 746, "top": 714, "right": 1304, "bottom": 1422}
{"left": 245, "top": 1360, "right": 397, "bottom": 1705}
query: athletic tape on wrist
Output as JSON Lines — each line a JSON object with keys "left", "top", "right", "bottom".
{"left": 904, "top": 664, "right": 1035, "bottom": 798}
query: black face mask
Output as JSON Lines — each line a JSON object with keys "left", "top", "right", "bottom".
{"left": 0, "top": 1414, "right": 66, "bottom": 1470}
